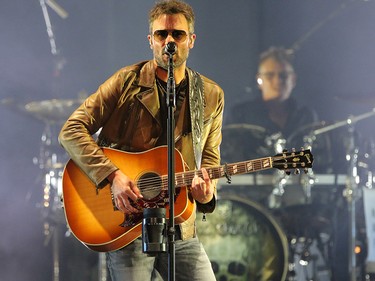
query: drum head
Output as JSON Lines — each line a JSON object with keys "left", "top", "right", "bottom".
{"left": 221, "top": 123, "right": 270, "bottom": 163}
{"left": 197, "top": 193, "right": 288, "bottom": 281}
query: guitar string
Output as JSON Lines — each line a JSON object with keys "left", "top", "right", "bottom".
{"left": 133, "top": 153, "right": 310, "bottom": 194}
{"left": 134, "top": 154, "right": 309, "bottom": 189}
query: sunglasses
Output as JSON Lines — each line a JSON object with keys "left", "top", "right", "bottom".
{"left": 153, "top": 30, "right": 188, "bottom": 43}
{"left": 258, "top": 71, "right": 294, "bottom": 81}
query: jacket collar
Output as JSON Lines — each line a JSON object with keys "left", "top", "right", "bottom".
{"left": 138, "top": 60, "right": 157, "bottom": 88}
{"left": 136, "top": 61, "right": 160, "bottom": 121}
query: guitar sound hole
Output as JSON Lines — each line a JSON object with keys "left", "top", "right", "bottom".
{"left": 138, "top": 172, "right": 162, "bottom": 200}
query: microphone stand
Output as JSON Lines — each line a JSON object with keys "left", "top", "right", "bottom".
{"left": 166, "top": 49, "right": 176, "bottom": 281}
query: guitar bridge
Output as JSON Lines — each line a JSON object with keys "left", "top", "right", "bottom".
{"left": 120, "top": 213, "right": 142, "bottom": 227}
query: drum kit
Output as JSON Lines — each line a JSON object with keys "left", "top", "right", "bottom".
{"left": 198, "top": 107, "right": 375, "bottom": 281}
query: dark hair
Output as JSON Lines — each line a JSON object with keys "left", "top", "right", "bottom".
{"left": 258, "top": 46, "right": 295, "bottom": 70}
{"left": 148, "top": 0, "right": 195, "bottom": 33}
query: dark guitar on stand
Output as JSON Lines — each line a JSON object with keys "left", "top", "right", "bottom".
{"left": 61, "top": 145, "right": 313, "bottom": 252}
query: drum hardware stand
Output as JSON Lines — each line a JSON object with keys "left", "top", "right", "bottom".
{"left": 34, "top": 121, "right": 109, "bottom": 281}
{"left": 38, "top": 3, "right": 108, "bottom": 281}
{"left": 265, "top": 132, "right": 286, "bottom": 155}
{"left": 98, "top": 253, "right": 108, "bottom": 281}
{"left": 299, "top": 172, "right": 314, "bottom": 205}
{"left": 303, "top": 109, "right": 375, "bottom": 280}
{"left": 288, "top": 225, "right": 334, "bottom": 281}
{"left": 300, "top": 133, "right": 318, "bottom": 205}
{"left": 35, "top": 122, "right": 66, "bottom": 281}
{"left": 266, "top": 133, "right": 287, "bottom": 208}
{"left": 34, "top": 1, "right": 110, "bottom": 280}
{"left": 39, "top": 2, "right": 105, "bottom": 280}
{"left": 268, "top": 170, "right": 287, "bottom": 209}
{"left": 32, "top": 112, "right": 109, "bottom": 280}
{"left": 343, "top": 123, "right": 361, "bottom": 281}
{"left": 288, "top": 236, "right": 318, "bottom": 281}
{"left": 265, "top": 134, "right": 314, "bottom": 208}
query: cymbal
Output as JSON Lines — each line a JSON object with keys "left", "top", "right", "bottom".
{"left": 24, "top": 99, "right": 84, "bottom": 123}
{"left": 286, "top": 121, "right": 327, "bottom": 142}
{"left": 222, "top": 123, "right": 267, "bottom": 133}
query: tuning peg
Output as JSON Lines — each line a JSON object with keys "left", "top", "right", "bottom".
{"left": 285, "top": 170, "right": 291, "bottom": 176}
{"left": 294, "top": 169, "right": 300, "bottom": 175}
{"left": 282, "top": 149, "right": 288, "bottom": 153}
{"left": 304, "top": 168, "right": 309, "bottom": 174}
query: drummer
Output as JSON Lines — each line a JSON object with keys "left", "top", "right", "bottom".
{"left": 225, "top": 46, "right": 331, "bottom": 173}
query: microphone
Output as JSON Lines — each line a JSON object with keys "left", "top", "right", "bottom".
{"left": 164, "top": 42, "right": 177, "bottom": 55}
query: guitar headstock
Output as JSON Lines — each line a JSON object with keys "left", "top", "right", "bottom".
{"left": 272, "top": 149, "right": 314, "bottom": 174}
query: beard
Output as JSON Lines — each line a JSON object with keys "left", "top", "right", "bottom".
{"left": 154, "top": 48, "right": 189, "bottom": 70}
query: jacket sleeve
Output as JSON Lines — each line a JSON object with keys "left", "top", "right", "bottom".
{"left": 58, "top": 70, "right": 132, "bottom": 186}
{"left": 196, "top": 78, "right": 225, "bottom": 213}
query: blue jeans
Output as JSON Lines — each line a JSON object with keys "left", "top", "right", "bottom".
{"left": 106, "top": 237, "right": 216, "bottom": 281}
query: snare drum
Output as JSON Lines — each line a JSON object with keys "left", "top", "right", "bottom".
{"left": 197, "top": 193, "right": 288, "bottom": 281}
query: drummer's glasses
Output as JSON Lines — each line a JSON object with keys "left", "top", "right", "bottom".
{"left": 153, "top": 30, "right": 188, "bottom": 43}
{"left": 258, "top": 71, "right": 294, "bottom": 81}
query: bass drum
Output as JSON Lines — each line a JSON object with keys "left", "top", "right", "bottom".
{"left": 197, "top": 193, "right": 288, "bottom": 281}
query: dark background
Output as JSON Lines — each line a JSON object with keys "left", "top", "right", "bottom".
{"left": 1, "top": 0, "right": 375, "bottom": 280}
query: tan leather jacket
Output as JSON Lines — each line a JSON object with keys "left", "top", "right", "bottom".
{"left": 59, "top": 60, "right": 224, "bottom": 240}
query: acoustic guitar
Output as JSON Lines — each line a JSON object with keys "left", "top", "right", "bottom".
{"left": 61, "top": 145, "right": 313, "bottom": 252}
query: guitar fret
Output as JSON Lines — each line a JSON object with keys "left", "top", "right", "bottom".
{"left": 218, "top": 167, "right": 225, "bottom": 178}
{"left": 246, "top": 161, "right": 253, "bottom": 172}
{"left": 208, "top": 169, "right": 213, "bottom": 179}
{"left": 176, "top": 173, "right": 187, "bottom": 187}
{"left": 237, "top": 163, "right": 246, "bottom": 174}
{"left": 253, "top": 160, "right": 262, "bottom": 171}
{"left": 262, "top": 158, "right": 271, "bottom": 169}
{"left": 232, "top": 164, "right": 238, "bottom": 174}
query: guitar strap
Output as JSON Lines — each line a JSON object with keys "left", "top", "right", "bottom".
{"left": 188, "top": 69, "right": 204, "bottom": 169}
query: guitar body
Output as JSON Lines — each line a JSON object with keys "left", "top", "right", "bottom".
{"left": 62, "top": 146, "right": 193, "bottom": 252}
{"left": 62, "top": 144, "right": 313, "bottom": 252}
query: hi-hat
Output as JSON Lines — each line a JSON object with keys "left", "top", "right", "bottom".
{"left": 24, "top": 98, "right": 83, "bottom": 123}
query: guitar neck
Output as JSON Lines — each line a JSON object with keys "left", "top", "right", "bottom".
{"left": 174, "top": 157, "right": 273, "bottom": 188}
